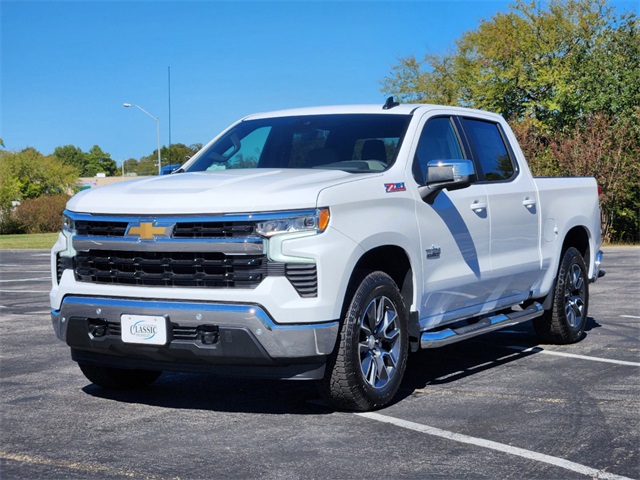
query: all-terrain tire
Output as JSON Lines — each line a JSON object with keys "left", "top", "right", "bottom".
{"left": 534, "top": 247, "right": 589, "bottom": 344}
{"left": 318, "top": 271, "right": 408, "bottom": 411}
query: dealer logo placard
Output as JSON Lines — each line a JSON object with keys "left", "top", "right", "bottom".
{"left": 121, "top": 314, "right": 168, "bottom": 345}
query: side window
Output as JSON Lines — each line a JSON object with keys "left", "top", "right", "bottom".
{"left": 461, "top": 118, "right": 515, "bottom": 181}
{"left": 412, "top": 117, "right": 464, "bottom": 184}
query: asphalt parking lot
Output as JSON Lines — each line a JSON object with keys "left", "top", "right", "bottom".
{"left": 1, "top": 247, "right": 638, "bottom": 480}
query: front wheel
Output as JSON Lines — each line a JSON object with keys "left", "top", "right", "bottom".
{"left": 534, "top": 247, "right": 589, "bottom": 344}
{"left": 318, "top": 271, "right": 408, "bottom": 411}
{"left": 78, "top": 363, "right": 162, "bottom": 389}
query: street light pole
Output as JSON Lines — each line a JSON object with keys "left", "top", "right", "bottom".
{"left": 123, "top": 103, "right": 162, "bottom": 176}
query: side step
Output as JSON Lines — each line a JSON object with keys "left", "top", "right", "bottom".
{"left": 420, "top": 302, "right": 544, "bottom": 349}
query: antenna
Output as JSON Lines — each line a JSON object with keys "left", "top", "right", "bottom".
{"left": 383, "top": 96, "right": 400, "bottom": 110}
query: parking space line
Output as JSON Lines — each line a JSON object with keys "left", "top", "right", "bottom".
{"left": 620, "top": 315, "right": 640, "bottom": 319}
{"left": 0, "top": 451, "right": 170, "bottom": 479}
{"left": 0, "top": 277, "right": 50, "bottom": 283}
{"left": 356, "top": 412, "right": 633, "bottom": 480}
{"left": 0, "top": 290, "right": 49, "bottom": 294}
{"left": 505, "top": 346, "right": 640, "bottom": 367}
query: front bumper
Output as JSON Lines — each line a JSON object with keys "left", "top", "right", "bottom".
{"left": 52, "top": 296, "right": 339, "bottom": 380}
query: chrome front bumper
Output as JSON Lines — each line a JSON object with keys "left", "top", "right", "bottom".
{"left": 51, "top": 296, "right": 339, "bottom": 379}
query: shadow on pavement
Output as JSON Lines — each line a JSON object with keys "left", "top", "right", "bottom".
{"left": 83, "top": 317, "right": 602, "bottom": 413}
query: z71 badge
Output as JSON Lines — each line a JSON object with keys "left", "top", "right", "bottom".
{"left": 385, "top": 182, "right": 406, "bottom": 193}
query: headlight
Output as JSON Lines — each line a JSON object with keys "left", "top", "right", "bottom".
{"left": 256, "top": 208, "right": 330, "bottom": 238}
{"left": 62, "top": 213, "right": 75, "bottom": 233}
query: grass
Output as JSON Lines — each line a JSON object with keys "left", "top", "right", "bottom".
{"left": 0, "top": 233, "right": 59, "bottom": 250}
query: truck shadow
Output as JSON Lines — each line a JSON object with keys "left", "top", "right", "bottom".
{"left": 398, "top": 316, "right": 601, "bottom": 395}
{"left": 82, "top": 373, "right": 326, "bottom": 415}
{"left": 83, "top": 317, "right": 601, "bottom": 413}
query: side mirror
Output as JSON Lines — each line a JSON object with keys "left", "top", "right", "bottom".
{"left": 419, "top": 159, "right": 477, "bottom": 201}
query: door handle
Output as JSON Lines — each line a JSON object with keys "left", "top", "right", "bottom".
{"left": 470, "top": 201, "right": 487, "bottom": 212}
{"left": 523, "top": 198, "right": 537, "bottom": 209}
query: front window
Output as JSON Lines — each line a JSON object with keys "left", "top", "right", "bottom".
{"left": 186, "top": 114, "right": 411, "bottom": 174}
{"left": 461, "top": 118, "right": 515, "bottom": 181}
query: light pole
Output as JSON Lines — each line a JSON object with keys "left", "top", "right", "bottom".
{"left": 123, "top": 103, "right": 162, "bottom": 176}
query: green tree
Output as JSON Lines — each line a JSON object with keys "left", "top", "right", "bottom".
{"left": 0, "top": 148, "right": 78, "bottom": 212}
{"left": 86, "top": 145, "right": 118, "bottom": 176}
{"left": 383, "top": 0, "right": 638, "bottom": 130}
{"left": 136, "top": 143, "right": 203, "bottom": 175}
{"left": 54, "top": 145, "right": 85, "bottom": 172}
{"left": 163, "top": 143, "right": 202, "bottom": 166}
{"left": 122, "top": 158, "right": 139, "bottom": 176}
{"left": 53, "top": 144, "right": 117, "bottom": 176}
{"left": 382, "top": 0, "right": 639, "bottom": 242}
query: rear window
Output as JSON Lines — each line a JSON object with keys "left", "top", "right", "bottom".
{"left": 186, "top": 114, "right": 411, "bottom": 174}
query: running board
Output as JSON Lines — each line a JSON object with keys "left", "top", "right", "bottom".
{"left": 420, "top": 303, "right": 544, "bottom": 349}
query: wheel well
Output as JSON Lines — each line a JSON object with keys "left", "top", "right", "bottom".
{"left": 346, "top": 245, "right": 420, "bottom": 350}
{"left": 562, "top": 226, "right": 590, "bottom": 268}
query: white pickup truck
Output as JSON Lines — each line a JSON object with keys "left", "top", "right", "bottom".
{"left": 50, "top": 100, "right": 604, "bottom": 411}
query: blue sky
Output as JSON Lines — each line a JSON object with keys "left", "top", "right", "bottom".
{"left": 1, "top": 1, "right": 635, "bottom": 164}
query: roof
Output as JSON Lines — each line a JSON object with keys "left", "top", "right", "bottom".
{"left": 243, "top": 103, "right": 504, "bottom": 122}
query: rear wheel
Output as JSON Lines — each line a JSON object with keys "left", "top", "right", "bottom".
{"left": 534, "top": 247, "right": 589, "bottom": 344}
{"left": 78, "top": 363, "right": 162, "bottom": 389}
{"left": 319, "top": 271, "right": 408, "bottom": 411}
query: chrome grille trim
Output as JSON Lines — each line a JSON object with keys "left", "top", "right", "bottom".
{"left": 72, "top": 237, "right": 263, "bottom": 254}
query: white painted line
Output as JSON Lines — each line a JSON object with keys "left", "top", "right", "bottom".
{"left": 0, "top": 277, "right": 50, "bottom": 283}
{"left": 0, "top": 290, "right": 49, "bottom": 294}
{"left": 506, "top": 346, "right": 640, "bottom": 367}
{"left": 0, "top": 268, "right": 49, "bottom": 272}
{"left": 620, "top": 315, "right": 640, "bottom": 319}
{"left": 357, "top": 412, "right": 633, "bottom": 480}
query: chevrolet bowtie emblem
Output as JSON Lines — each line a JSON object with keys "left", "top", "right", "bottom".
{"left": 126, "top": 221, "right": 173, "bottom": 240}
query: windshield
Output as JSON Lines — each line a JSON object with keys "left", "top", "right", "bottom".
{"left": 185, "top": 114, "right": 412, "bottom": 173}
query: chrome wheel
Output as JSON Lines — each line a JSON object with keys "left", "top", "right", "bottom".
{"left": 564, "top": 263, "right": 586, "bottom": 329}
{"left": 358, "top": 295, "right": 401, "bottom": 389}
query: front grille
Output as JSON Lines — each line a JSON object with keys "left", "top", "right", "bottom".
{"left": 171, "top": 324, "right": 200, "bottom": 340}
{"left": 76, "top": 221, "right": 128, "bottom": 237}
{"left": 75, "top": 220, "right": 257, "bottom": 239}
{"left": 173, "top": 222, "right": 256, "bottom": 238}
{"left": 90, "top": 321, "right": 217, "bottom": 344}
{"left": 74, "top": 250, "right": 267, "bottom": 288}
{"left": 68, "top": 216, "right": 317, "bottom": 296}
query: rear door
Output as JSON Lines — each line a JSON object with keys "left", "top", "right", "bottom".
{"left": 458, "top": 117, "right": 541, "bottom": 303}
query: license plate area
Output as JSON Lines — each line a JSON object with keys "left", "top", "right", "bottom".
{"left": 121, "top": 314, "right": 168, "bottom": 346}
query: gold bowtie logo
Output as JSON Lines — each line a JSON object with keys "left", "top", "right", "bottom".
{"left": 127, "top": 222, "right": 168, "bottom": 240}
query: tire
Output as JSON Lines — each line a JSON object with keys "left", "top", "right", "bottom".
{"left": 534, "top": 247, "right": 589, "bottom": 344}
{"left": 318, "top": 271, "right": 408, "bottom": 411}
{"left": 78, "top": 363, "right": 162, "bottom": 389}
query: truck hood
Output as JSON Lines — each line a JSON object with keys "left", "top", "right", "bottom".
{"left": 67, "top": 169, "right": 366, "bottom": 215}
